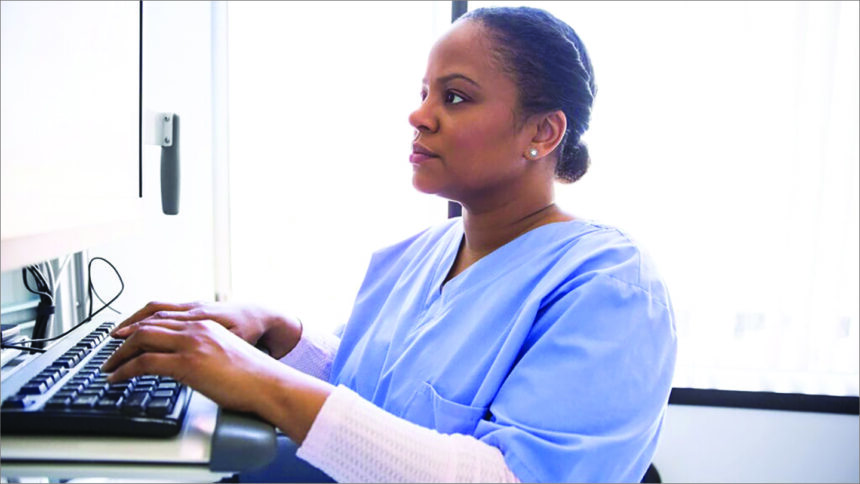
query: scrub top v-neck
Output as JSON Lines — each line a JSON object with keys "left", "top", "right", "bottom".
{"left": 330, "top": 217, "right": 677, "bottom": 483}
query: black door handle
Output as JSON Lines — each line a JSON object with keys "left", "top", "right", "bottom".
{"left": 160, "top": 114, "right": 180, "bottom": 215}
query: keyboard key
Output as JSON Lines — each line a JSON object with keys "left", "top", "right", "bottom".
{"left": 38, "top": 369, "right": 60, "bottom": 381}
{"left": 89, "top": 382, "right": 111, "bottom": 393}
{"left": 156, "top": 382, "right": 178, "bottom": 391}
{"left": 79, "top": 387, "right": 106, "bottom": 397}
{"left": 145, "top": 397, "right": 173, "bottom": 417}
{"left": 69, "top": 373, "right": 92, "bottom": 383}
{"left": 2, "top": 395, "right": 32, "bottom": 409}
{"left": 105, "top": 389, "right": 129, "bottom": 399}
{"left": 32, "top": 374, "right": 55, "bottom": 388}
{"left": 46, "top": 363, "right": 70, "bottom": 373}
{"left": 96, "top": 396, "right": 123, "bottom": 411}
{"left": 65, "top": 349, "right": 86, "bottom": 361}
{"left": 62, "top": 382, "right": 86, "bottom": 394}
{"left": 72, "top": 394, "right": 100, "bottom": 408}
{"left": 61, "top": 353, "right": 81, "bottom": 365}
{"left": 122, "top": 391, "right": 150, "bottom": 414}
{"left": 72, "top": 375, "right": 93, "bottom": 385}
{"left": 151, "top": 390, "right": 174, "bottom": 399}
{"left": 110, "top": 381, "right": 134, "bottom": 392}
{"left": 134, "top": 380, "right": 157, "bottom": 390}
{"left": 45, "top": 396, "right": 73, "bottom": 409}
{"left": 45, "top": 366, "right": 69, "bottom": 380}
{"left": 18, "top": 382, "right": 48, "bottom": 395}
{"left": 54, "top": 389, "right": 78, "bottom": 401}
{"left": 53, "top": 358, "right": 74, "bottom": 369}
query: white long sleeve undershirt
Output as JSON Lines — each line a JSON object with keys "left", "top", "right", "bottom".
{"left": 278, "top": 329, "right": 521, "bottom": 483}
{"left": 278, "top": 326, "right": 341, "bottom": 382}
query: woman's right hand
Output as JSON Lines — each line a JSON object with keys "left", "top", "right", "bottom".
{"left": 111, "top": 301, "right": 302, "bottom": 359}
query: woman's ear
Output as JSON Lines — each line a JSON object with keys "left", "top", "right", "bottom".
{"left": 526, "top": 110, "right": 567, "bottom": 160}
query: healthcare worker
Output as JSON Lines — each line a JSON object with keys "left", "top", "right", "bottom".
{"left": 104, "top": 6, "right": 677, "bottom": 483}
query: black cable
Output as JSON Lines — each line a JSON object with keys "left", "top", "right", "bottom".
{"left": 91, "top": 284, "right": 122, "bottom": 314}
{"left": 22, "top": 265, "right": 54, "bottom": 347}
{"left": 22, "top": 267, "right": 52, "bottom": 300}
{"left": 11, "top": 256, "right": 124, "bottom": 348}
{"left": 85, "top": 258, "right": 123, "bottom": 316}
{"left": 0, "top": 343, "right": 46, "bottom": 354}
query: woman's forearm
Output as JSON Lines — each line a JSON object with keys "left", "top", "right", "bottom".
{"left": 259, "top": 312, "right": 303, "bottom": 359}
{"left": 252, "top": 364, "right": 335, "bottom": 444}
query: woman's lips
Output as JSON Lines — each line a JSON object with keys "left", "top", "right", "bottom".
{"left": 410, "top": 152, "right": 437, "bottom": 164}
{"left": 411, "top": 143, "right": 438, "bottom": 164}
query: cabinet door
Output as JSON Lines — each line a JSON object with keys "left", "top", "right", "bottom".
{"left": 1, "top": 1, "right": 141, "bottom": 271}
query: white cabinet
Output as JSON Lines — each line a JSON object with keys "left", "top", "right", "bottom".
{"left": 90, "top": 1, "right": 218, "bottom": 308}
{"left": 1, "top": 1, "right": 141, "bottom": 271}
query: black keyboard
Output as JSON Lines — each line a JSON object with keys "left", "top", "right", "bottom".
{"left": 1, "top": 321, "right": 192, "bottom": 437}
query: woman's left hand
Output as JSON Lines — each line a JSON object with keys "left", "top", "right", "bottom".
{"left": 102, "top": 318, "right": 289, "bottom": 414}
{"left": 102, "top": 318, "right": 334, "bottom": 443}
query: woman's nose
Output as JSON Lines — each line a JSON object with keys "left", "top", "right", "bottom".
{"left": 408, "top": 98, "right": 438, "bottom": 134}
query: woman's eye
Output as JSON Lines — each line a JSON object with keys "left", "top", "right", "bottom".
{"left": 445, "top": 92, "right": 465, "bottom": 104}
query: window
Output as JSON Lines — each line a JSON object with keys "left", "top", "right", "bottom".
{"left": 471, "top": 0, "right": 859, "bottom": 396}
{"left": 226, "top": 2, "right": 451, "bottom": 332}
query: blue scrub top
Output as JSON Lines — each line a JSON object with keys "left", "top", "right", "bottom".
{"left": 331, "top": 218, "right": 677, "bottom": 483}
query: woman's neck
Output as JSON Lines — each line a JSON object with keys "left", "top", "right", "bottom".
{"left": 460, "top": 194, "right": 571, "bottom": 257}
{"left": 442, "top": 194, "right": 571, "bottom": 285}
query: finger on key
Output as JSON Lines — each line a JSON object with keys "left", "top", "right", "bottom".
{"left": 106, "top": 352, "right": 178, "bottom": 383}
{"left": 113, "top": 301, "right": 199, "bottom": 335}
{"left": 111, "top": 319, "right": 191, "bottom": 339}
{"left": 103, "top": 324, "right": 185, "bottom": 374}
{"left": 142, "top": 309, "right": 208, "bottom": 323}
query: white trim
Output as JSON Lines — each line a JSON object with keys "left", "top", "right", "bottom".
{"left": 210, "top": 1, "right": 233, "bottom": 302}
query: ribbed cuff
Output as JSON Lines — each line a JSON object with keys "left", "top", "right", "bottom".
{"left": 296, "top": 385, "right": 519, "bottom": 483}
{"left": 278, "top": 328, "right": 340, "bottom": 381}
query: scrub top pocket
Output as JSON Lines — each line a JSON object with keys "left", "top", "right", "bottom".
{"left": 404, "top": 381, "right": 489, "bottom": 435}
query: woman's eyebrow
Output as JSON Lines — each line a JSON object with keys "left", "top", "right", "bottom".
{"left": 424, "top": 73, "right": 481, "bottom": 89}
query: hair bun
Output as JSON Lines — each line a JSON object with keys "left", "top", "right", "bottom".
{"left": 556, "top": 139, "right": 589, "bottom": 183}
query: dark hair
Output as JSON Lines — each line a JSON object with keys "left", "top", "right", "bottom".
{"left": 460, "top": 6, "right": 596, "bottom": 183}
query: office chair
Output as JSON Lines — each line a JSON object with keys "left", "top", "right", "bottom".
{"left": 641, "top": 463, "right": 662, "bottom": 483}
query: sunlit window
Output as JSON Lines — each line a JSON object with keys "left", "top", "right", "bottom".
{"left": 227, "top": 2, "right": 450, "bottom": 332}
{"left": 471, "top": 0, "right": 859, "bottom": 396}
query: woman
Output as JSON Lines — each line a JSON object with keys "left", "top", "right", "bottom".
{"left": 104, "top": 6, "right": 676, "bottom": 483}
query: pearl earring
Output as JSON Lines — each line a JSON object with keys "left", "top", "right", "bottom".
{"left": 528, "top": 148, "right": 539, "bottom": 158}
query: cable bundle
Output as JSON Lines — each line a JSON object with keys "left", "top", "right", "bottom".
{"left": 1, "top": 256, "right": 123, "bottom": 354}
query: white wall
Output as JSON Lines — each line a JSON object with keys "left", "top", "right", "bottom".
{"left": 655, "top": 405, "right": 859, "bottom": 483}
